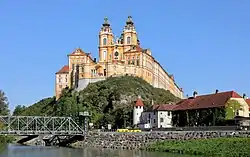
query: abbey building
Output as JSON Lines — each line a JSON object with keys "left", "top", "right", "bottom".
{"left": 55, "top": 16, "right": 184, "bottom": 99}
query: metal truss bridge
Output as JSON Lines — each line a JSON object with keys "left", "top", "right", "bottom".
{"left": 0, "top": 116, "right": 84, "bottom": 135}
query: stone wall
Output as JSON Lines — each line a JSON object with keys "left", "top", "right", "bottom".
{"left": 76, "top": 78, "right": 105, "bottom": 91}
{"left": 71, "top": 131, "right": 250, "bottom": 149}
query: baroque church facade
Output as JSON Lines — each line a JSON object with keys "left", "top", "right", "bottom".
{"left": 55, "top": 16, "right": 184, "bottom": 99}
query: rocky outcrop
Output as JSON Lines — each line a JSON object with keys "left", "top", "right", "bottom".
{"left": 71, "top": 131, "right": 250, "bottom": 149}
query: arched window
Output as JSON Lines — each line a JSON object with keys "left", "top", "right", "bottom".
{"left": 103, "top": 38, "right": 107, "bottom": 45}
{"left": 127, "top": 36, "right": 131, "bottom": 44}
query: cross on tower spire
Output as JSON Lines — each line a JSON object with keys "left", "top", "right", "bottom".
{"left": 103, "top": 17, "right": 110, "bottom": 27}
{"left": 126, "top": 16, "right": 134, "bottom": 25}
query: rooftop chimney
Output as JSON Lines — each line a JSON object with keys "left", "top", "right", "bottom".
{"left": 193, "top": 91, "right": 198, "bottom": 98}
{"left": 215, "top": 89, "right": 219, "bottom": 94}
{"left": 243, "top": 93, "right": 247, "bottom": 100}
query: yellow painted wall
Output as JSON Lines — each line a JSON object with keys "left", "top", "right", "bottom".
{"left": 55, "top": 73, "right": 69, "bottom": 100}
{"left": 229, "top": 98, "right": 249, "bottom": 117}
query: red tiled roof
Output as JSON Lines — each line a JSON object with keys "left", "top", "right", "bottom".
{"left": 68, "top": 48, "right": 87, "bottom": 56}
{"left": 124, "top": 46, "right": 143, "bottom": 53}
{"left": 67, "top": 48, "right": 95, "bottom": 62}
{"left": 153, "top": 104, "right": 178, "bottom": 111}
{"left": 56, "top": 65, "right": 69, "bottom": 74}
{"left": 174, "top": 91, "right": 242, "bottom": 111}
{"left": 246, "top": 99, "right": 250, "bottom": 110}
{"left": 135, "top": 98, "right": 144, "bottom": 107}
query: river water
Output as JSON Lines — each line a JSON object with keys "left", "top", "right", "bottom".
{"left": 0, "top": 144, "right": 195, "bottom": 157}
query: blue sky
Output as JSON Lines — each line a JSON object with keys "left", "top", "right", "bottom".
{"left": 0, "top": 0, "right": 249, "bottom": 111}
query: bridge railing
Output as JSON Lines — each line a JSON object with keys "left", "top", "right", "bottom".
{"left": 0, "top": 116, "right": 85, "bottom": 135}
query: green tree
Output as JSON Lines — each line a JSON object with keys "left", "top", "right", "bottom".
{"left": 0, "top": 90, "right": 10, "bottom": 115}
{"left": 225, "top": 99, "right": 242, "bottom": 120}
{"left": 17, "top": 97, "right": 56, "bottom": 116}
{"left": 15, "top": 76, "right": 180, "bottom": 129}
{"left": 13, "top": 105, "right": 26, "bottom": 116}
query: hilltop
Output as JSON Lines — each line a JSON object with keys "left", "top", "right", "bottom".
{"left": 13, "top": 76, "right": 180, "bottom": 128}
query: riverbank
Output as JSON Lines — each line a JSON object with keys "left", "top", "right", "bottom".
{"left": 70, "top": 131, "right": 250, "bottom": 150}
{"left": 0, "top": 135, "right": 15, "bottom": 153}
{"left": 145, "top": 137, "right": 250, "bottom": 157}
{"left": 0, "top": 144, "right": 197, "bottom": 157}
{"left": 0, "top": 135, "right": 15, "bottom": 143}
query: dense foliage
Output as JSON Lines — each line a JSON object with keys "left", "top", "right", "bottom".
{"left": 13, "top": 76, "right": 180, "bottom": 129}
{"left": 225, "top": 99, "right": 242, "bottom": 120}
{"left": 0, "top": 120, "right": 14, "bottom": 143}
{"left": 146, "top": 138, "right": 250, "bottom": 157}
{"left": 13, "top": 97, "right": 56, "bottom": 116}
{"left": 0, "top": 89, "right": 14, "bottom": 143}
{"left": 0, "top": 90, "right": 10, "bottom": 115}
{"left": 173, "top": 99, "right": 242, "bottom": 127}
{"left": 173, "top": 108, "right": 226, "bottom": 127}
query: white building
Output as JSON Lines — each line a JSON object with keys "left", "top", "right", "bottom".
{"left": 138, "top": 104, "right": 176, "bottom": 129}
{"left": 132, "top": 97, "right": 176, "bottom": 129}
{"left": 133, "top": 96, "right": 144, "bottom": 126}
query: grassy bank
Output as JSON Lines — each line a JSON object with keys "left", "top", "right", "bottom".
{"left": 0, "top": 135, "right": 15, "bottom": 143}
{"left": 0, "top": 135, "right": 14, "bottom": 153}
{"left": 146, "top": 138, "right": 250, "bottom": 157}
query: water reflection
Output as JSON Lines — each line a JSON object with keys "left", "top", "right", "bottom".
{"left": 0, "top": 144, "right": 195, "bottom": 157}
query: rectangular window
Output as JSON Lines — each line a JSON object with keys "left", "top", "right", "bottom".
{"left": 103, "top": 51, "right": 107, "bottom": 60}
{"left": 153, "top": 119, "right": 156, "bottom": 123}
{"left": 58, "top": 78, "right": 61, "bottom": 83}
{"left": 104, "top": 69, "right": 107, "bottom": 76}
{"left": 148, "top": 114, "right": 151, "bottom": 118}
{"left": 65, "top": 78, "right": 67, "bottom": 82}
{"left": 168, "top": 111, "right": 171, "bottom": 116}
{"left": 236, "top": 110, "right": 239, "bottom": 116}
{"left": 160, "top": 118, "right": 164, "bottom": 122}
{"left": 59, "top": 85, "right": 62, "bottom": 88}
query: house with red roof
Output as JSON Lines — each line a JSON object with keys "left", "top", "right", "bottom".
{"left": 172, "top": 90, "right": 250, "bottom": 127}
{"left": 136, "top": 90, "right": 250, "bottom": 129}
{"left": 134, "top": 96, "right": 178, "bottom": 129}
{"left": 139, "top": 103, "right": 177, "bottom": 128}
